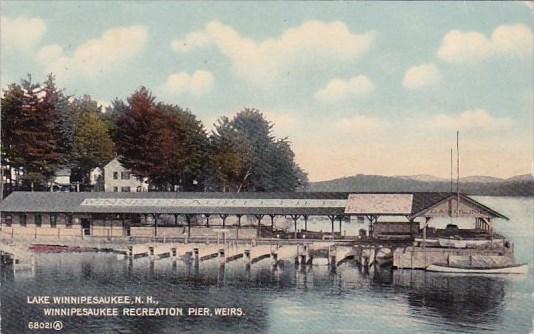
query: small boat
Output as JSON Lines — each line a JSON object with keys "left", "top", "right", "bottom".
{"left": 426, "top": 263, "right": 528, "bottom": 274}
{"left": 438, "top": 238, "right": 505, "bottom": 249}
{"left": 438, "top": 238, "right": 467, "bottom": 248}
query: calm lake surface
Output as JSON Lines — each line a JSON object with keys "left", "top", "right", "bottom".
{"left": 1, "top": 196, "right": 532, "bottom": 334}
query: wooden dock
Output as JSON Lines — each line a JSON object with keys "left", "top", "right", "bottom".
{"left": 0, "top": 237, "right": 410, "bottom": 280}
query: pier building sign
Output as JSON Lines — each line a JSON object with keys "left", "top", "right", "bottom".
{"left": 345, "top": 194, "right": 413, "bottom": 215}
{"left": 80, "top": 198, "right": 348, "bottom": 208}
{"left": 424, "top": 198, "right": 491, "bottom": 218}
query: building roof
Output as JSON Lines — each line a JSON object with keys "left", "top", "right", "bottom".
{"left": 0, "top": 191, "right": 350, "bottom": 216}
{"left": 0, "top": 191, "right": 508, "bottom": 219}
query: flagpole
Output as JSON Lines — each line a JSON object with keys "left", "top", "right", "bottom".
{"left": 456, "top": 131, "right": 460, "bottom": 216}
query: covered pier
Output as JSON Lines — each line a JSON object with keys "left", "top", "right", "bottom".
{"left": 0, "top": 191, "right": 508, "bottom": 244}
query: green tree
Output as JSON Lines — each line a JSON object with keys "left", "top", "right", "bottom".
{"left": 207, "top": 108, "right": 307, "bottom": 192}
{"left": 0, "top": 74, "right": 66, "bottom": 190}
{"left": 269, "top": 139, "right": 308, "bottom": 191}
{"left": 207, "top": 117, "right": 254, "bottom": 192}
{"left": 48, "top": 78, "right": 74, "bottom": 166}
{"left": 71, "top": 110, "right": 115, "bottom": 186}
{"left": 1, "top": 82, "right": 25, "bottom": 195}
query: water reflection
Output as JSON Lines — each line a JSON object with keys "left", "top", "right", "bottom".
{"left": 392, "top": 270, "right": 506, "bottom": 331}
{"left": 0, "top": 252, "right": 518, "bottom": 334}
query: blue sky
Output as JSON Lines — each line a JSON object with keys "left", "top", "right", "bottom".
{"left": 1, "top": 1, "right": 532, "bottom": 181}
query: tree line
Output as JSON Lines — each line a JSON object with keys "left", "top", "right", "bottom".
{"left": 1, "top": 74, "right": 308, "bottom": 194}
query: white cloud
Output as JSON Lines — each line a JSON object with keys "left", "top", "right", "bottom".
{"left": 429, "top": 109, "right": 514, "bottom": 131}
{"left": 315, "top": 75, "right": 374, "bottom": 102}
{"left": 171, "top": 20, "right": 374, "bottom": 86}
{"left": 1, "top": 16, "right": 46, "bottom": 52}
{"left": 36, "top": 44, "right": 68, "bottom": 67}
{"left": 437, "top": 24, "right": 533, "bottom": 63}
{"left": 160, "top": 70, "right": 214, "bottom": 96}
{"left": 403, "top": 63, "right": 442, "bottom": 90}
{"left": 335, "top": 115, "right": 384, "bottom": 133}
{"left": 171, "top": 31, "right": 212, "bottom": 52}
{"left": 36, "top": 25, "right": 148, "bottom": 80}
{"left": 263, "top": 111, "right": 296, "bottom": 129}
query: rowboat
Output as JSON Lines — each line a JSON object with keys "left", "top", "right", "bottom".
{"left": 426, "top": 263, "right": 528, "bottom": 274}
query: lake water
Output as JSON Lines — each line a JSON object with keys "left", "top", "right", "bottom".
{"left": 1, "top": 196, "right": 532, "bottom": 334}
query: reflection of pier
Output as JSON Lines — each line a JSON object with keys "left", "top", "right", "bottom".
{"left": 123, "top": 241, "right": 346, "bottom": 266}
{"left": 393, "top": 270, "right": 507, "bottom": 327}
{"left": 0, "top": 243, "right": 35, "bottom": 278}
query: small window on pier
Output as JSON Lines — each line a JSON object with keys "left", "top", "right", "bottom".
{"left": 121, "top": 172, "right": 130, "bottom": 180}
{"left": 121, "top": 186, "right": 131, "bottom": 192}
{"left": 20, "top": 215, "right": 26, "bottom": 227}
{"left": 50, "top": 214, "right": 57, "bottom": 228}
{"left": 113, "top": 171, "right": 119, "bottom": 179}
{"left": 65, "top": 215, "right": 73, "bottom": 229}
{"left": 113, "top": 187, "right": 118, "bottom": 192}
{"left": 34, "top": 215, "right": 41, "bottom": 227}
{"left": 4, "top": 215, "right": 12, "bottom": 227}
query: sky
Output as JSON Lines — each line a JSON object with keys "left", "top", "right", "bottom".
{"left": 1, "top": 1, "right": 533, "bottom": 181}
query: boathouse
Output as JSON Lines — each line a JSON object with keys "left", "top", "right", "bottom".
{"left": 0, "top": 191, "right": 507, "bottom": 241}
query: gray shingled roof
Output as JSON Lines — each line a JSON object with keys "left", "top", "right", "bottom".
{"left": 0, "top": 192, "right": 349, "bottom": 216}
{"left": 0, "top": 191, "right": 508, "bottom": 219}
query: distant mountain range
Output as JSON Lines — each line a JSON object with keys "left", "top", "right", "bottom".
{"left": 308, "top": 174, "right": 534, "bottom": 196}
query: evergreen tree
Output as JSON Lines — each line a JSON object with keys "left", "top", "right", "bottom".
{"left": 113, "top": 87, "right": 161, "bottom": 186}
{"left": 208, "top": 109, "right": 307, "bottom": 192}
{"left": 158, "top": 103, "right": 209, "bottom": 191}
{"left": 44, "top": 75, "right": 71, "bottom": 166}
{"left": 0, "top": 74, "right": 65, "bottom": 189}
{"left": 1, "top": 82, "right": 25, "bottom": 194}
{"left": 113, "top": 87, "right": 209, "bottom": 190}
{"left": 207, "top": 117, "right": 254, "bottom": 192}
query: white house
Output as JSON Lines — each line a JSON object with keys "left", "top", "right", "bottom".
{"left": 53, "top": 168, "right": 71, "bottom": 187}
{"left": 103, "top": 158, "right": 148, "bottom": 192}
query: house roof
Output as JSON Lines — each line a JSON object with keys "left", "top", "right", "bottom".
{"left": 0, "top": 191, "right": 508, "bottom": 219}
{"left": 408, "top": 193, "right": 508, "bottom": 220}
{"left": 103, "top": 157, "right": 119, "bottom": 169}
{"left": 55, "top": 168, "right": 71, "bottom": 177}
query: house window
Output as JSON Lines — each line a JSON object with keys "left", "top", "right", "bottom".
{"left": 65, "top": 215, "right": 73, "bottom": 228}
{"left": 113, "top": 186, "right": 118, "bottom": 192}
{"left": 4, "top": 215, "right": 12, "bottom": 227}
{"left": 34, "top": 215, "right": 41, "bottom": 227}
{"left": 121, "top": 186, "right": 131, "bottom": 192}
{"left": 50, "top": 214, "right": 57, "bottom": 228}
{"left": 20, "top": 215, "right": 26, "bottom": 227}
{"left": 121, "top": 171, "right": 130, "bottom": 180}
{"left": 113, "top": 171, "right": 119, "bottom": 180}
